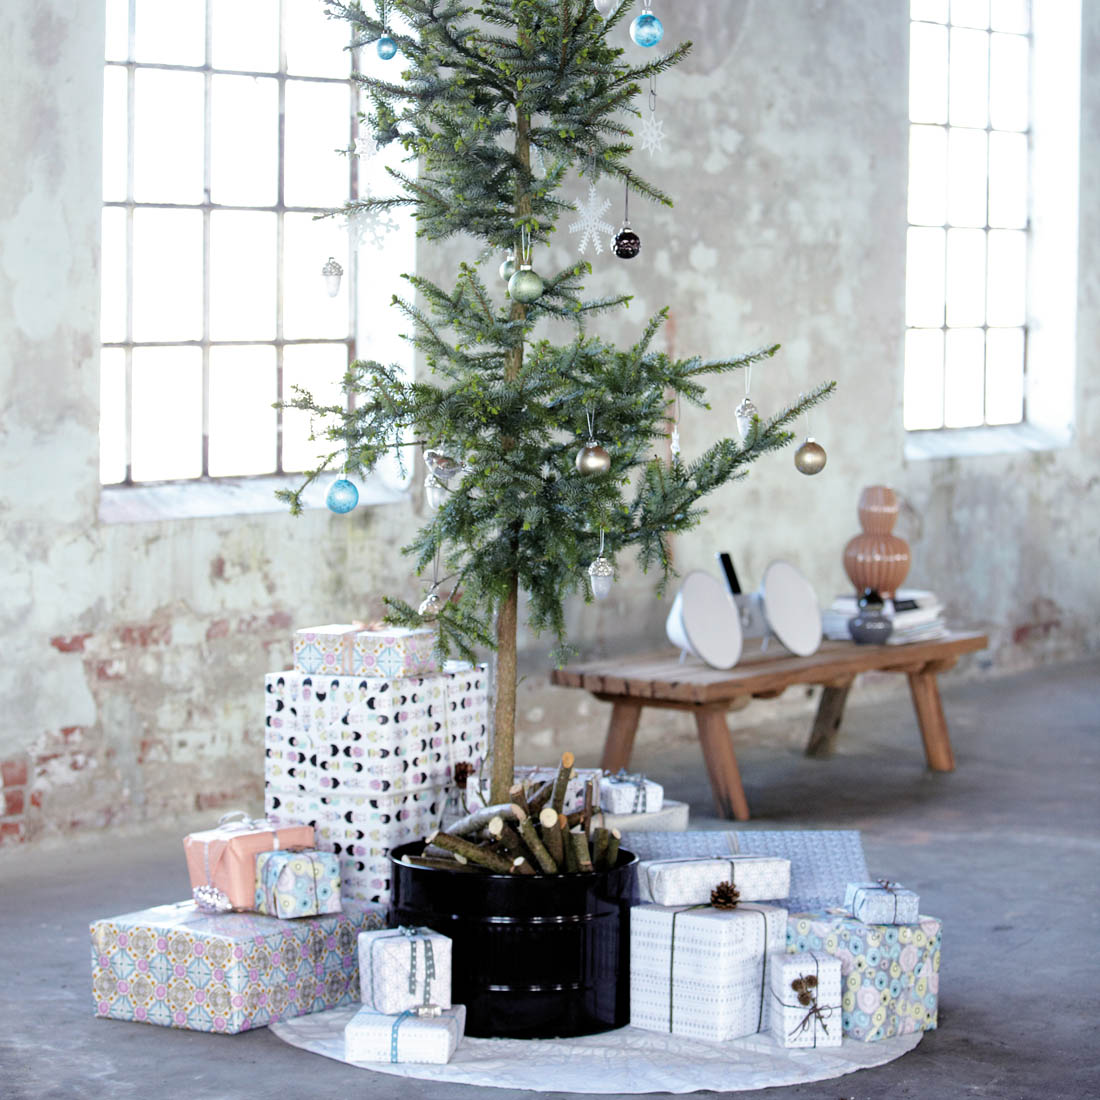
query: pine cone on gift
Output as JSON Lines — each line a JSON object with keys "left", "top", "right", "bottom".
{"left": 710, "top": 880, "right": 741, "bottom": 909}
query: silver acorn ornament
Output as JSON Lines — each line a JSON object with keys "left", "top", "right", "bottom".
{"left": 424, "top": 472, "right": 447, "bottom": 508}
{"left": 418, "top": 591, "right": 441, "bottom": 619}
{"left": 575, "top": 440, "right": 611, "bottom": 475}
{"left": 425, "top": 450, "right": 462, "bottom": 483}
{"left": 735, "top": 396, "right": 758, "bottom": 442}
{"left": 321, "top": 256, "right": 343, "bottom": 297}
{"left": 588, "top": 556, "right": 614, "bottom": 600}
{"left": 794, "top": 437, "right": 827, "bottom": 476}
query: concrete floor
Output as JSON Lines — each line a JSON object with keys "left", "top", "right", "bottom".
{"left": 1, "top": 659, "right": 1097, "bottom": 1099}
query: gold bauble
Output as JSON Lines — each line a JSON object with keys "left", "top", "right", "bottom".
{"left": 794, "top": 438, "right": 827, "bottom": 476}
{"left": 575, "top": 441, "right": 611, "bottom": 475}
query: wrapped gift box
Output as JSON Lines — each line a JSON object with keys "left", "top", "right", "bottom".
{"left": 768, "top": 950, "right": 843, "bottom": 1049}
{"left": 599, "top": 771, "right": 664, "bottom": 815}
{"left": 345, "top": 1005, "right": 466, "bottom": 1064}
{"left": 358, "top": 926, "right": 453, "bottom": 1014}
{"left": 620, "top": 830, "right": 870, "bottom": 914}
{"left": 597, "top": 799, "right": 689, "bottom": 834}
{"left": 637, "top": 855, "right": 790, "bottom": 906}
{"left": 183, "top": 814, "right": 314, "bottom": 912}
{"left": 353, "top": 627, "right": 437, "bottom": 679}
{"left": 294, "top": 625, "right": 362, "bottom": 675}
{"left": 844, "top": 881, "right": 920, "bottom": 925}
{"left": 90, "top": 900, "right": 385, "bottom": 1034}
{"left": 787, "top": 911, "right": 942, "bottom": 1041}
{"left": 631, "top": 903, "right": 787, "bottom": 1041}
{"left": 254, "top": 849, "right": 342, "bottom": 919}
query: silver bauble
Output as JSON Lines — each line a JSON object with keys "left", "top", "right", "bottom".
{"left": 424, "top": 473, "right": 448, "bottom": 508}
{"left": 794, "top": 437, "right": 827, "bottom": 476}
{"left": 499, "top": 256, "right": 517, "bottom": 282}
{"left": 594, "top": 0, "right": 617, "bottom": 16}
{"left": 588, "top": 555, "right": 614, "bottom": 600}
{"left": 418, "top": 591, "right": 441, "bottom": 619}
{"left": 507, "top": 264, "right": 544, "bottom": 303}
{"left": 735, "top": 396, "right": 758, "bottom": 441}
{"left": 575, "top": 440, "right": 611, "bottom": 475}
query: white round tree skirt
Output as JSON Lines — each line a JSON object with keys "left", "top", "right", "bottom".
{"left": 270, "top": 1008, "right": 922, "bottom": 1094}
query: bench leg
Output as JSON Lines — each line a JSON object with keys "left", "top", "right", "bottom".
{"left": 805, "top": 680, "right": 853, "bottom": 758}
{"left": 907, "top": 667, "right": 956, "bottom": 771}
{"left": 694, "top": 710, "right": 751, "bottom": 821}
{"left": 601, "top": 701, "right": 643, "bottom": 773}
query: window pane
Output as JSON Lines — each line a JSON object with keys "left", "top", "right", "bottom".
{"left": 943, "top": 328, "right": 985, "bottom": 427}
{"left": 100, "top": 348, "right": 127, "bottom": 484}
{"left": 285, "top": 3, "right": 352, "bottom": 77}
{"left": 282, "top": 344, "right": 350, "bottom": 472}
{"left": 133, "top": 69, "right": 204, "bottom": 204}
{"left": 209, "top": 346, "right": 277, "bottom": 476}
{"left": 906, "top": 227, "right": 946, "bottom": 327}
{"left": 131, "top": 347, "right": 202, "bottom": 480}
{"left": 105, "top": 0, "right": 129, "bottom": 61}
{"left": 985, "top": 327, "right": 1024, "bottom": 424}
{"left": 132, "top": 209, "right": 203, "bottom": 342}
{"left": 101, "top": 208, "right": 127, "bottom": 344}
{"left": 949, "top": 28, "right": 989, "bottom": 128}
{"left": 211, "top": 0, "right": 280, "bottom": 72}
{"left": 904, "top": 329, "right": 945, "bottom": 430}
{"left": 283, "top": 212, "right": 350, "bottom": 340}
{"left": 911, "top": 0, "right": 948, "bottom": 22}
{"left": 908, "top": 126, "right": 947, "bottom": 226}
{"left": 210, "top": 75, "right": 279, "bottom": 206}
{"left": 910, "top": 23, "right": 948, "bottom": 124}
{"left": 946, "top": 127, "right": 987, "bottom": 227}
{"left": 988, "top": 131, "right": 1028, "bottom": 228}
{"left": 210, "top": 211, "right": 277, "bottom": 341}
{"left": 134, "top": 0, "right": 205, "bottom": 66}
{"left": 950, "top": 0, "right": 989, "bottom": 28}
{"left": 986, "top": 229, "right": 1026, "bottom": 326}
{"left": 989, "top": 32, "right": 1029, "bottom": 131}
{"left": 103, "top": 66, "right": 128, "bottom": 203}
{"left": 284, "top": 81, "right": 352, "bottom": 209}
{"left": 946, "top": 227, "right": 986, "bottom": 327}
{"left": 989, "top": 0, "right": 1028, "bottom": 34}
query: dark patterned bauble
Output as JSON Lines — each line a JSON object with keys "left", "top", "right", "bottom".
{"left": 612, "top": 224, "right": 641, "bottom": 259}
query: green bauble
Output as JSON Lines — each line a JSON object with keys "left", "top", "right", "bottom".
{"left": 499, "top": 256, "right": 517, "bottom": 281}
{"left": 507, "top": 265, "right": 544, "bottom": 303}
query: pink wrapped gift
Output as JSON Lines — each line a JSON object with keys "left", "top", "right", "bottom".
{"left": 183, "top": 812, "right": 314, "bottom": 912}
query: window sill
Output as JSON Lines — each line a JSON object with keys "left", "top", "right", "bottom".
{"left": 904, "top": 422, "right": 1074, "bottom": 462}
{"left": 98, "top": 473, "right": 409, "bottom": 524}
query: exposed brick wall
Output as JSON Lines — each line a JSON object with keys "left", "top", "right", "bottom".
{"left": 0, "top": 756, "right": 29, "bottom": 844}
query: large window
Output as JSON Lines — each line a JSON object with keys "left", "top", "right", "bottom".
{"left": 904, "top": 0, "right": 1031, "bottom": 433}
{"left": 100, "top": 0, "right": 409, "bottom": 488}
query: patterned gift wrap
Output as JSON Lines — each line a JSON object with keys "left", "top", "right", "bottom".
{"left": 768, "top": 951, "right": 843, "bottom": 1049}
{"left": 636, "top": 855, "right": 791, "bottom": 906}
{"left": 293, "top": 625, "right": 361, "bottom": 676}
{"left": 254, "top": 849, "right": 343, "bottom": 919}
{"left": 599, "top": 771, "right": 664, "bottom": 815}
{"left": 631, "top": 903, "right": 787, "bottom": 1041}
{"left": 353, "top": 627, "right": 438, "bottom": 679}
{"left": 621, "top": 830, "right": 870, "bottom": 914}
{"left": 844, "top": 881, "right": 920, "bottom": 925}
{"left": 90, "top": 901, "right": 385, "bottom": 1034}
{"left": 787, "top": 912, "right": 941, "bottom": 1042}
{"left": 345, "top": 1005, "right": 466, "bottom": 1064}
{"left": 358, "top": 926, "right": 453, "bottom": 1014}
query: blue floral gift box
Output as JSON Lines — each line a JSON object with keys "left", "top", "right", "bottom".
{"left": 254, "top": 849, "right": 342, "bottom": 919}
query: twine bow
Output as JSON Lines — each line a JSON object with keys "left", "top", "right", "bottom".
{"left": 852, "top": 879, "right": 901, "bottom": 923}
{"left": 771, "top": 953, "right": 838, "bottom": 1047}
{"left": 611, "top": 768, "right": 649, "bottom": 813}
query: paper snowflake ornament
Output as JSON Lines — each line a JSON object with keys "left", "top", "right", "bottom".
{"left": 568, "top": 184, "right": 615, "bottom": 256}
{"left": 346, "top": 204, "right": 400, "bottom": 250}
{"left": 638, "top": 112, "right": 665, "bottom": 157}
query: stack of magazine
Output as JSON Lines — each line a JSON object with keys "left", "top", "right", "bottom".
{"left": 822, "top": 588, "right": 948, "bottom": 645}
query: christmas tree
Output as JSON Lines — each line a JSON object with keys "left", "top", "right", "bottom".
{"left": 281, "top": 0, "right": 834, "bottom": 805}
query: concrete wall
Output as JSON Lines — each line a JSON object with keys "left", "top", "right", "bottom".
{"left": 1, "top": 1, "right": 1096, "bottom": 843}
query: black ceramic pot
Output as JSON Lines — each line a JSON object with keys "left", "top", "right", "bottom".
{"left": 390, "top": 841, "right": 637, "bottom": 1039}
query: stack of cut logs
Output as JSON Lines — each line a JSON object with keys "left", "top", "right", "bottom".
{"left": 406, "top": 753, "right": 622, "bottom": 875}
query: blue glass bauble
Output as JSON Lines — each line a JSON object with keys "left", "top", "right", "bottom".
{"left": 377, "top": 35, "right": 397, "bottom": 60}
{"left": 507, "top": 266, "right": 544, "bottom": 303}
{"left": 326, "top": 478, "right": 359, "bottom": 513}
{"left": 630, "top": 12, "right": 663, "bottom": 47}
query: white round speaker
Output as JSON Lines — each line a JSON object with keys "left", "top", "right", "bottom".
{"left": 665, "top": 571, "right": 743, "bottom": 669}
{"left": 760, "top": 560, "right": 823, "bottom": 657}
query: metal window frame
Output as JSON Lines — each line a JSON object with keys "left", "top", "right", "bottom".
{"left": 905, "top": 8, "right": 1033, "bottom": 432}
{"left": 102, "top": 0, "right": 360, "bottom": 486}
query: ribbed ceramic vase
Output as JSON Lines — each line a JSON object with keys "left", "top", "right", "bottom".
{"left": 843, "top": 486, "right": 911, "bottom": 598}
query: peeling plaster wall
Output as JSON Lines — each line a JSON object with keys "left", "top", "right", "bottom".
{"left": 0, "top": 2, "right": 1096, "bottom": 843}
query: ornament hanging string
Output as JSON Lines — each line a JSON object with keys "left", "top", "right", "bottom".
{"left": 586, "top": 407, "right": 596, "bottom": 441}
{"left": 521, "top": 225, "right": 532, "bottom": 266}
{"left": 650, "top": 74, "right": 657, "bottom": 114}
{"left": 745, "top": 364, "right": 752, "bottom": 396}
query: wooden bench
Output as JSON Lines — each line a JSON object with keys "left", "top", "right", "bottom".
{"left": 550, "top": 631, "right": 988, "bottom": 821}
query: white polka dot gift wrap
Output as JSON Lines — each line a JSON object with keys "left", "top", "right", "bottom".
{"left": 358, "top": 927, "right": 452, "bottom": 1015}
